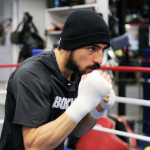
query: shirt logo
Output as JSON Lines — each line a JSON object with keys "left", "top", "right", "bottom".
{"left": 52, "top": 96, "right": 75, "bottom": 110}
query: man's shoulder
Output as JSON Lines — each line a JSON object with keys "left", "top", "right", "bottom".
{"left": 11, "top": 51, "right": 56, "bottom": 83}
{"left": 19, "top": 51, "right": 55, "bottom": 72}
{"left": 21, "top": 50, "right": 54, "bottom": 68}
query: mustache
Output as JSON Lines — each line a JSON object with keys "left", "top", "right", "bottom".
{"left": 88, "top": 63, "right": 100, "bottom": 70}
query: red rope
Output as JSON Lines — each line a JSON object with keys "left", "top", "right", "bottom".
{"left": 0, "top": 63, "right": 150, "bottom": 73}
{"left": 0, "top": 63, "right": 21, "bottom": 68}
{"left": 100, "top": 66, "right": 150, "bottom": 73}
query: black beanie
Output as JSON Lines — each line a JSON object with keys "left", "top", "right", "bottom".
{"left": 59, "top": 9, "right": 110, "bottom": 50}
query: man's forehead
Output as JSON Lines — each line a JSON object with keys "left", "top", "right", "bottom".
{"left": 78, "top": 44, "right": 109, "bottom": 50}
{"left": 90, "top": 44, "right": 109, "bottom": 50}
{"left": 93, "top": 44, "right": 108, "bottom": 48}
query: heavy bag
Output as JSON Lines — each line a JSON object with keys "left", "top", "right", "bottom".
{"left": 23, "top": 32, "right": 44, "bottom": 50}
{"left": 10, "top": 21, "right": 24, "bottom": 44}
{"left": 10, "top": 12, "right": 31, "bottom": 44}
{"left": 22, "top": 13, "right": 44, "bottom": 50}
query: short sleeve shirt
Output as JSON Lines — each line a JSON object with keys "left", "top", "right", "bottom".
{"left": 0, "top": 51, "right": 80, "bottom": 150}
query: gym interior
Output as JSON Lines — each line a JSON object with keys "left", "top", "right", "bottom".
{"left": 0, "top": 0, "right": 150, "bottom": 150}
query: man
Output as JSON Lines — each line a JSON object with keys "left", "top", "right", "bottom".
{"left": 0, "top": 9, "right": 115, "bottom": 150}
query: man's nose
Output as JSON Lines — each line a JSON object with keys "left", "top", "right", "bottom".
{"left": 93, "top": 51, "right": 103, "bottom": 64}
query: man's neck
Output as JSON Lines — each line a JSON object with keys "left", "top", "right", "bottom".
{"left": 54, "top": 48, "right": 73, "bottom": 80}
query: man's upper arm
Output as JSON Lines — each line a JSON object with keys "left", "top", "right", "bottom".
{"left": 12, "top": 68, "right": 51, "bottom": 127}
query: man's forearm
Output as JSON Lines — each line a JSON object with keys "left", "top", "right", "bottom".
{"left": 23, "top": 113, "right": 77, "bottom": 150}
{"left": 72, "top": 103, "right": 107, "bottom": 137}
{"left": 72, "top": 113, "right": 98, "bottom": 137}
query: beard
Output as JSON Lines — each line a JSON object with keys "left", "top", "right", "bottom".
{"left": 66, "top": 51, "right": 100, "bottom": 76}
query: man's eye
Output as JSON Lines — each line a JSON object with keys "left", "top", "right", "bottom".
{"left": 89, "top": 47, "right": 96, "bottom": 51}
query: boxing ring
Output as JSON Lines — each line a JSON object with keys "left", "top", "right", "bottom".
{"left": 0, "top": 64, "right": 150, "bottom": 145}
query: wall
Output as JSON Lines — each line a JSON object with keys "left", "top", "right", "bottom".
{"left": 18, "top": 0, "right": 46, "bottom": 38}
{"left": 0, "top": 0, "right": 4, "bottom": 18}
{"left": 0, "top": 0, "right": 13, "bottom": 82}
{"left": 0, "top": 0, "right": 47, "bottom": 81}
{"left": 96, "top": 0, "right": 109, "bottom": 24}
{"left": 12, "top": 0, "right": 47, "bottom": 64}
{"left": 0, "top": 0, "right": 109, "bottom": 81}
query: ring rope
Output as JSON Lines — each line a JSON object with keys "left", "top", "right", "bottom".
{"left": 0, "top": 91, "right": 150, "bottom": 142}
{"left": 0, "top": 119, "right": 149, "bottom": 142}
{"left": 0, "top": 64, "right": 150, "bottom": 142}
{"left": 0, "top": 63, "right": 20, "bottom": 68}
{"left": 0, "top": 90, "right": 150, "bottom": 107}
{"left": 0, "top": 64, "right": 150, "bottom": 73}
{"left": 0, "top": 90, "right": 7, "bottom": 95}
{"left": 101, "top": 66, "right": 150, "bottom": 73}
{"left": 0, "top": 119, "right": 4, "bottom": 124}
{"left": 116, "top": 96, "right": 150, "bottom": 107}
{"left": 93, "top": 125, "right": 150, "bottom": 142}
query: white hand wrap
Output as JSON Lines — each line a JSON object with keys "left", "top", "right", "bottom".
{"left": 100, "top": 89, "right": 116, "bottom": 110}
{"left": 65, "top": 70, "right": 112, "bottom": 123}
{"left": 90, "top": 89, "right": 115, "bottom": 119}
{"left": 90, "top": 108, "right": 106, "bottom": 119}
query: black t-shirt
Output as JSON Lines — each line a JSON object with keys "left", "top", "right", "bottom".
{"left": 0, "top": 51, "right": 80, "bottom": 150}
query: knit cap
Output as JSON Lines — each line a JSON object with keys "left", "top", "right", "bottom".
{"left": 59, "top": 9, "right": 110, "bottom": 50}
